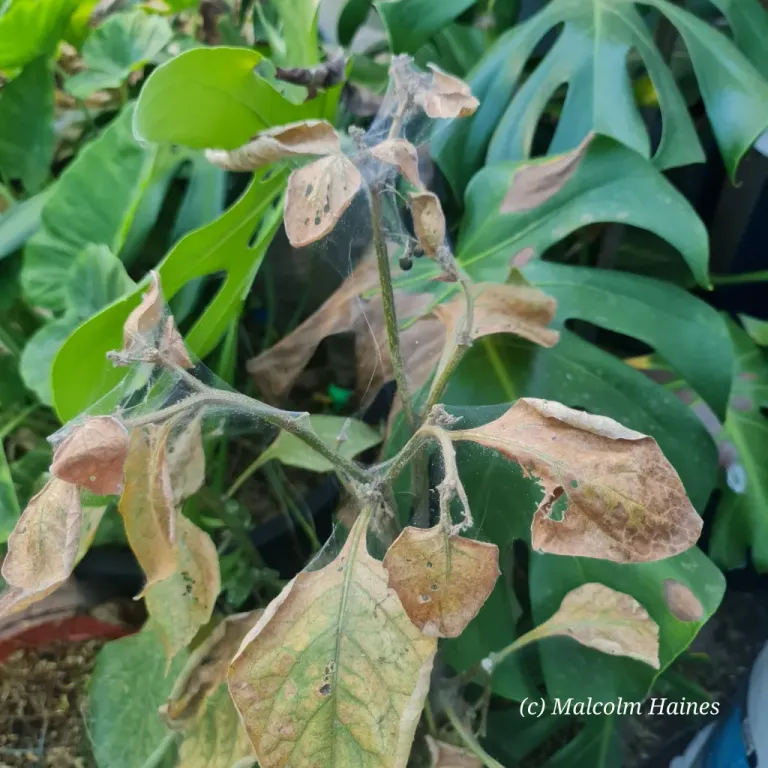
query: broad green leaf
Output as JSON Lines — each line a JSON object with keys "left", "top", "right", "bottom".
{"left": 542, "top": 716, "right": 620, "bottom": 768}
{"left": 66, "top": 10, "right": 173, "bottom": 99}
{"left": 251, "top": 414, "right": 381, "bottom": 473}
{"left": 270, "top": 0, "right": 320, "bottom": 67}
{"left": 377, "top": 0, "right": 476, "bottom": 54}
{"left": 338, "top": 0, "right": 373, "bottom": 46}
{"left": 741, "top": 314, "right": 768, "bottom": 347}
{"left": 51, "top": 169, "right": 286, "bottom": 421}
{"left": 177, "top": 686, "right": 253, "bottom": 768}
{"left": 0, "top": 57, "right": 54, "bottom": 192}
{"left": 710, "top": 321, "right": 768, "bottom": 571}
{"left": 229, "top": 511, "right": 437, "bottom": 768}
{"left": 0, "top": 440, "right": 20, "bottom": 542}
{"left": 457, "top": 137, "right": 710, "bottom": 288}
{"left": 134, "top": 47, "right": 331, "bottom": 150}
{"left": 413, "top": 23, "right": 485, "bottom": 77}
{"left": 0, "top": 191, "right": 47, "bottom": 262}
{"left": 88, "top": 623, "right": 187, "bottom": 768}
{"left": 20, "top": 244, "right": 134, "bottom": 404}
{"left": 433, "top": 0, "right": 768, "bottom": 195}
{"left": 0, "top": 0, "right": 79, "bottom": 70}
{"left": 22, "top": 104, "right": 156, "bottom": 311}
{"left": 706, "top": 0, "right": 768, "bottom": 79}
{"left": 522, "top": 261, "right": 733, "bottom": 418}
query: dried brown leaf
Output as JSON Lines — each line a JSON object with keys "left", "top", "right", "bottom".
{"left": 118, "top": 424, "right": 178, "bottom": 593}
{"left": 50, "top": 415, "right": 130, "bottom": 495}
{"left": 410, "top": 190, "right": 445, "bottom": 256}
{"left": 537, "top": 583, "right": 660, "bottom": 668}
{"left": 159, "top": 316, "right": 193, "bottom": 369}
{"left": 455, "top": 398, "right": 702, "bottom": 563}
{"left": 146, "top": 513, "right": 221, "bottom": 661}
{"left": 164, "top": 611, "right": 262, "bottom": 727}
{"left": 284, "top": 154, "right": 362, "bottom": 248}
{"left": 663, "top": 579, "right": 704, "bottom": 622}
{"left": 229, "top": 512, "right": 437, "bottom": 768}
{"left": 370, "top": 139, "right": 422, "bottom": 188}
{"left": 383, "top": 526, "right": 499, "bottom": 638}
{"left": 500, "top": 134, "right": 593, "bottom": 214}
{"left": 205, "top": 120, "right": 340, "bottom": 173}
{"left": 167, "top": 416, "right": 206, "bottom": 505}
{"left": 419, "top": 64, "right": 479, "bottom": 119}
{"left": 123, "top": 271, "right": 163, "bottom": 348}
{"left": 426, "top": 737, "right": 481, "bottom": 768}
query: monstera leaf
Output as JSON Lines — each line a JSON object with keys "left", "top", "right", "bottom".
{"left": 433, "top": 0, "right": 768, "bottom": 194}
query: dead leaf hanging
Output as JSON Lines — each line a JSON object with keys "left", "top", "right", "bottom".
{"left": 409, "top": 191, "right": 446, "bottom": 256}
{"left": 418, "top": 64, "right": 479, "bottom": 119}
{"left": 118, "top": 424, "right": 178, "bottom": 593}
{"left": 371, "top": 139, "right": 422, "bottom": 188}
{"left": 123, "top": 271, "right": 163, "bottom": 348}
{"left": 534, "top": 583, "right": 660, "bottom": 669}
{"left": 159, "top": 316, "right": 193, "bottom": 369}
{"left": 205, "top": 120, "right": 340, "bottom": 173}
{"left": 50, "top": 415, "right": 130, "bottom": 495}
{"left": 453, "top": 398, "right": 702, "bottom": 563}
{"left": 383, "top": 526, "right": 499, "bottom": 638}
{"left": 229, "top": 510, "right": 436, "bottom": 768}
{"left": 284, "top": 154, "right": 362, "bottom": 248}
{"left": 166, "top": 416, "right": 206, "bottom": 505}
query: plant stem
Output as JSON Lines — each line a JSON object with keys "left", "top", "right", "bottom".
{"left": 442, "top": 699, "right": 504, "bottom": 768}
{"left": 711, "top": 270, "right": 768, "bottom": 286}
{"left": 378, "top": 429, "right": 432, "bottom": 485}
{"left": 141, "top": 732, "right": 178, "bottom": 768}
{"left": 368, "top": 188, "right": 416, "bottom": 431}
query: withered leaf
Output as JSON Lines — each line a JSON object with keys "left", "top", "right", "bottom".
{"left": 123, "top": 271, "right": 163, "bottom": 348}
{"left": 500, "top": 134, "right": 593, "bottom": 214}
{"left": 410, "top": 190, "right": 446, "bottom": 257}
{"left": 284, "top": 154, "right": 362, "bottom": 248}
{"left": 229, "top": 511, "right": 436, "bottom": 768}
{"left": 370, "top": 139, "right": 422, "bottom": 188}
{"left": 383, "top": 526, "right": 499, "bottom": 638}
{"left": 159, "top": 316, "right": 193, "bottom": 369}
{"left": 663, "top": 579, "right": 704, "bottom": 622}
{"left": 205, "top": 120, "right": 340, "bottom": 173}
{"left": 164, "top": 611, "right": 261, "bottom": 727}
{"left": 426, "top": 737, "right": 481, "bottom": 768}
{"left": 418, "top": 64, "right": 479, "bottom": 119}
{"left": 50, "top": 415, "right": 130, "bottom": 495}
{"left": 454, "top": 398, "right": 702, "bottom": 563}
{"left": 167, "top": 416, "right": 206, "bottom": 505}
{"left": 118, "top": 424, "right": 178, "bottom": 593}
{"left": 145, "top": 513, "right": 221, "bottom": 661}
{"left": 536, "top": 583, "right": 659, "bottom": 668}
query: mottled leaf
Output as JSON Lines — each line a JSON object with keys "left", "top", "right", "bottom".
{"left": 663, "top": 579, "right": 704, "bottom": 622}
{"left": 370, "top": 139, "right": 422, "bottom": 188}
{"left": 409, "top": 190, "right": 445, "bottom": 256}
{"left": 229, "top": 511, "right": 437, "bottom": 768}
{"left": 167, "top": 416, "right": 206, "bottom": 505}
{"left": 205, "top": 120, "right": 339, "bottom": 173}
{"left": 383, "top": 526, "right": 499, "bottom": 638}
{"left": 454, "top": 398, "right": 702, "bottom": 563}
{"left": 284, "top": 154, "right": 362, "bottom": 248}
{"left": 50, "top": 415, "right": 130, "bottom": 495}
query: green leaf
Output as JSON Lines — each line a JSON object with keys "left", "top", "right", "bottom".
{"left": 20, "top": 316, "right": 81, "bottom": 405}
{"left": 0, "top": 0, "right": 79, "bottom": 70}
{"left": 705, "top": 0, "right": 768, "bottom": 79}
{"left": 740, "top": 314, "right": 768, "bottom": 347}
{"left": 253, "top": 414, "right": 382, "bottom": 473}
{"left": 0, "top": 440, "right": 21, "bottom": 542}
{"left": 522, "top": 261, "right": 733, "bottom": 417}
{"left": 270, "top": 0, "right": 320, "bottom": 67}
{"left": 51, "top": 170, "right": 286, "bottom": 421}
{"left": 377, "top": 0, "right": 476, "bottom": 54}
{"left": 22, "top": 104, "right": 156, "bottom": 311}
{"left": 456, "top": 137, "right": 710, "bottom": 288}
{"left": 88, "top": 623, "right": 187, "bottom": 768}
{"left": 433, "top": 0, "right": 768, "bottom": 195}
{"left": 66, "top": 10, "right": 173, "bottom": 99}
{"left": 710, "top": 321, "right": 768, "bottom": 571}
{"left": 542, "top": 716, "right": 620, "bottom": 768}
{"left": 134, "top": 47, "right": 330, "bottom": 150}
{"left": 0, "top": 191, "right": 47, "bottom": 262}
{"left": 338, "top": 0, "right": 373, "bottom": 47}
{"left": 413, "top": 23, "right": 485, "bottom": 77}
{"left": 0, "top": 57, "right": 54, "bottom": 192}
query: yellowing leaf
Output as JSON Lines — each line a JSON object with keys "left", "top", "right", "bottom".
{"left": 146, "top": 513, "right": 221, "bottom": 661}
{"left": 119, "top": 424, "right": 178, "bottom": 592}
{"left": 500, "top": 134, "right": 592, "bottom": 214}
{"left": 409, "top": 191, "right": 445, "bottom": 257}
{"left": 426, "top": 737, "right": 481, "bottom": 768}
{"left": 164, "top": 611, "right": 262, "bottom": 727}
{"left": 418, "top": 64, "right": 479, "bottom": 119}
{"left": 177, "top": 686, "right": 254, "bottom": 768}
{"left": 284, "top": 154, "right": 362, "bottom": 248}
{"left": 663, "top": 579, "right": 704, "bottom": 622}
{"left": 205, "top": 120, "right": 340, "bottom": 173}
{"left": 383, "top": 526, "right": 499, "bottom": 638}
{"left": 370, "top": 139, "right": 421, "bottom": 188}
{"left": 454, "top": 398, "right": 702, "bottom": 563}
{"left": 50, "top": 415, "right": 130, "bottom": 495}
{"left": 533, "top": 583, "right": 659, "bottom": 669}
{"left": 229, "top": 511, "right": 437, "bottom": 768}
{"left": 167, "top": 416, "right": 206, "bottom": 505}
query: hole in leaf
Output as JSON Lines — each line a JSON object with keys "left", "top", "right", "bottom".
{"left": 550, "top": 491, "right": 568, "bottom": 522}
{"left": 418, "top": 594, "right": 431, "bottom": 603}
{"left": 318, "top": 683, "right": 332, "bottom": 696}
{"left": 305, "top": 183, "right": 313, "bottom": 196}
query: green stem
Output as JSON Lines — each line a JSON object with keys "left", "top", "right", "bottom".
{"left": 368, "top": 188, "right": 416, "bottom": 431}
{"left": 711, "top": 270, "right": 768, "bottom": 286}
{"left": 442, "top": 699, "right": 504, "bottom": 768}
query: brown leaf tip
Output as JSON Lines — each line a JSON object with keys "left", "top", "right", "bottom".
{"left": 51, "top": 415, "right": 130, "bottom": 495}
